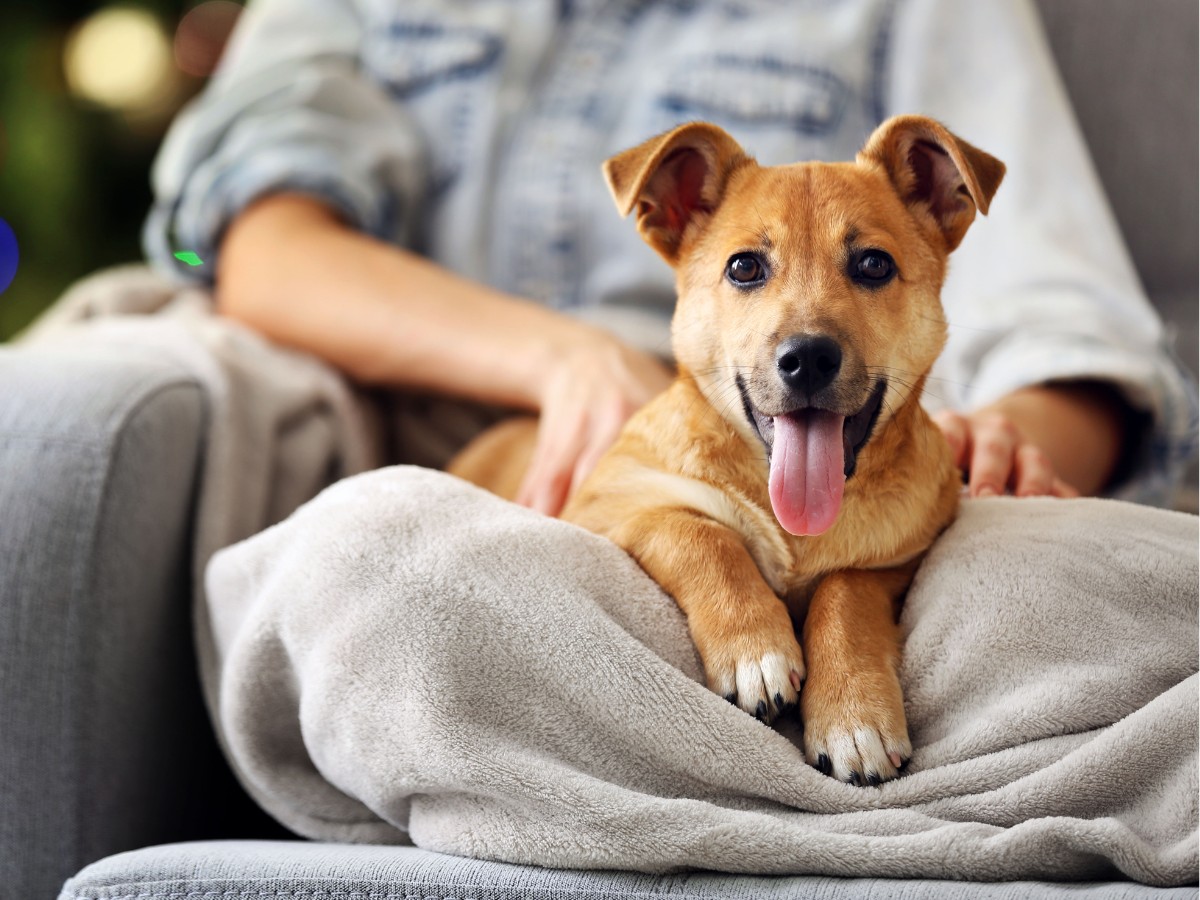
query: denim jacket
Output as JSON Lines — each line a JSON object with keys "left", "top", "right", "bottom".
{"left": 145, "top": 0, "right": 1197, "bottom": 504}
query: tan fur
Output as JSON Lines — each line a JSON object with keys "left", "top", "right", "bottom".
{"left": 449, "top": 116, "right": 1004, "bottom": 784}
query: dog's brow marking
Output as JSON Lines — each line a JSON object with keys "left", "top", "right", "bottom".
{"left": 624, "top": 467, "right": 792, "bottom": 595}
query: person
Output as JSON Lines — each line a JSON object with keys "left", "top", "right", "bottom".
{"left": 143, "top": 0, "right": 1195, "bottom": 517}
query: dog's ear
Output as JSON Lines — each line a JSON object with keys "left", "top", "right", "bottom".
{"left": 858, "top": 115, "right": 1005, "bottom": 251}
{"left": 603, "top": 122, "right": 750, "bottom": 263}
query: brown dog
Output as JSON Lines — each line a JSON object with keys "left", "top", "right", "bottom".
{"left": 450, "top": 115, "right": 1004, "bottom": 785}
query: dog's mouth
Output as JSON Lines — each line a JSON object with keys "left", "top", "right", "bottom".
{"left": 737, "top": 377, "right": 887, "bottom": 536}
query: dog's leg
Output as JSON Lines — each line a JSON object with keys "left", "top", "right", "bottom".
{"left": 801, "top": 566, "right": 916, "bottom": 784}
{"left": 446, "top": 416, "right": 538, "bottom": 501}
{"left": 610, "top": 509, "right": 806, "bottom": 723}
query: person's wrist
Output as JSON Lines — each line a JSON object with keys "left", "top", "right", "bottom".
{"left": 983, "top": 382, "right": 1127, "bottom": 495}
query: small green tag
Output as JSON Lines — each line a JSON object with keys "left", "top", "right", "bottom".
{"left": 174, "top": 251, "right": 204, "bottom": 266}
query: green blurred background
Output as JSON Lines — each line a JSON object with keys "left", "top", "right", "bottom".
{"left": 0, "top": 1, "right": 243, "bottom": 340}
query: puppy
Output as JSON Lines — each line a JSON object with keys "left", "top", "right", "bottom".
{"left": 450, "top": 115, "right": 1004, "bottom": 784}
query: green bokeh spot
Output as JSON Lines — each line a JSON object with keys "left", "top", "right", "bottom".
{"left": 174, "top": 251, "right": 204, "bottom": 266}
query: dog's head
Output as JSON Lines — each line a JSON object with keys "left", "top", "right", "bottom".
{"left": 604, "top": 115, "right": 1004, "bottom": 536}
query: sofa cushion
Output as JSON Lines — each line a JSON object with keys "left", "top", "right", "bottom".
{"left": 58, "top": 841, "right": 1200, "bottom": 900}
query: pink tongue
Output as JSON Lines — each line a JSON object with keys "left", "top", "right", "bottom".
{"left": 768, "top": 411, "right": 846, "bottom": 535}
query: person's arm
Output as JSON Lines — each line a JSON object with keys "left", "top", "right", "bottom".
{"left": 148, "top": 0, "right": 672, "bottom": 518}
{"left": 218, "top": 193, "right": 673, "bottom": 514}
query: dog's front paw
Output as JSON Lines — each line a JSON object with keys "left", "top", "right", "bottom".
{"left": 695, "top": 621, "right": 806, "bottom": 724}
{"left": 801, "top": 664, "right": 911, "bottom": 785}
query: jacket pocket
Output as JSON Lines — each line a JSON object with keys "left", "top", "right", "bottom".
{"left": 362, "top": 20, "right": 503, "bottom": 99}
{"left": 656, "top": 55, "right": 848, "bottom": 136}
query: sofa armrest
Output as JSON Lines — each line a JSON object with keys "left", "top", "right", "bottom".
{"left": 0, "top": 345, "right": 240, "bottom": 899}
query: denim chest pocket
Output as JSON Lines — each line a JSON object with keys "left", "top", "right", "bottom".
{"left": 660, "top": 56, "right": 847, "bottom": 133}
{"left": 635, "top": 55, "right": 851, "bottom": 165}
{"left": 362, "top": 21, "right": 502, "bottom": 98}
{"left": 361, "top": 18, "right": 504, "bottom": 194}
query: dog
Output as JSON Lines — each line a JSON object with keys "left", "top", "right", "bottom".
{"left": 450, "top": 115, "right": 1004, "bottom": 785}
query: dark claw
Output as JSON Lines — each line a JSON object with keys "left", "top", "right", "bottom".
{"left": 774, "top": 692, "right": 785, "bottom": 710}
{"left": 754, "top": 699, "right": 767, "bottom": 721}
{"left": 866, "top": 772, "right": 882, "bottom": 787}
{"left": 898, "top": 757, "right": 912, "bottom": 773}
{"left": 847, "top": 771, "right": 861, "bottom": 786}
{"left": 724, "top": 693, "right": 737, "bottom": 705}
{"left": 816, "top": 754, "right": 832, "bottom": 776}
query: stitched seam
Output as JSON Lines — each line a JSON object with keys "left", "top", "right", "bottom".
{"left": 64, "top": 890, "right": 722, "bottom": 900}
{"left": 62, "top": 874, "right": 724, "bottom": 900}
{"left": 67, "top": 896, "right": 452, "bottom": 900}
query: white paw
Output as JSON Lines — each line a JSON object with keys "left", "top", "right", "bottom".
{"left": 709, "top": 647, "right": 805, "bottom": 723}
{"left": 804, "top": 713, "right": 911, "bottom": 785}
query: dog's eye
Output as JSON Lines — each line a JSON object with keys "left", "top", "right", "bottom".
{"left": 726, "top": 253, "right": 767, "bottom": 287}
{"left": 851, "top": 249, "right": 896, "bottom": 286}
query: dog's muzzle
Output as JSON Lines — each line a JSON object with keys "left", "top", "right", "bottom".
{"left": 737, "top": 372, "right": 887, "bottom": 536}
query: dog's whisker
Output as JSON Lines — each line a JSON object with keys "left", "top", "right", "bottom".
{"left": 925, "top": 316, "right": 1007, "bottom": 335}
{"left": 864, "top": 366, "right": 975, "bottom": 393}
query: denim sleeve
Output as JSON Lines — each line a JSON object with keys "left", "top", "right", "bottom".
{"left": 143, "top": 0, "right": 426, "bottom": 283}
{"left": 888, "top": 0, "right": 1198, "bottom": 505}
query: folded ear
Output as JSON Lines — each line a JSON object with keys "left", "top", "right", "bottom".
{"left": 603, "top": 122, "right": 750, "bottom": 264}
{"left": 858, "top": 115, "right": 1006, "bottom": 251}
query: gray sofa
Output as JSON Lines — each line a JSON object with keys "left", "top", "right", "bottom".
{"left": 1, "top": 1, "right": 1196, "bottom": 898}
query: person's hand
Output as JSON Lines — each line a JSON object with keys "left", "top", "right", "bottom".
{"left": 516, "top": 330, "right": 673, "bottom": 516}
{"left": 933, "top": 407, "right": 1080, "bottom": 499}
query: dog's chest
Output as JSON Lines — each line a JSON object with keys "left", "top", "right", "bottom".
{"left": 761, "top": 492, "right": 925, "bottom": 606}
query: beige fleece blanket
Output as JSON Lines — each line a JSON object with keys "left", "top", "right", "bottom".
{"left": 206, "top": 465, "right": 1198, "bottom": 886}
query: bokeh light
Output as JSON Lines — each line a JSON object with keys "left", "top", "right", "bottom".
{"left": 0, "top": 218, "right": 18, "bottom": 297}
{"left": 174, "top": 1, "right": 242, "bottom": 78}
{"left": 63, "top": 7, "right": 174, "bottom": 112}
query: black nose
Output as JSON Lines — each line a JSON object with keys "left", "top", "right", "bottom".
{"left": 775, "top": 335, "right": 843, "bottom": 395}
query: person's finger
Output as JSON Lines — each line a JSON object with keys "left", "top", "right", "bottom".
{"left": 1051, "top": 476, "right": 1081, "bottom": 499}
{"left": 528, "top": 464, "right": 573, "bottom": 517}
{"left": 514, "top": 430, "right": 549, "bottom": 508}
{"left": 517, "top": 440, "right": 575, "bottom": 516}
{"left": 569, "top": 404, "right": 629, "bottom": 498}
{"left": 1012, "top": 443, "right": 1055, "bottom": 497}
{"left": 967, "top": 414, "right": 1019, "bottom": 497}
{"left": 517, "top": 403, "right": 588, "bottom": 516}
{"left": 932, "top": 410, "right": 970, "bottom": 470}
{"left": 514, "top": 462, "right": 541, "bottom": 509}
{"left": 518, "top": 442, "right": 575, "bottom": 516}
{"left": 569, "top": 443, "right": 607, "bottom": 501}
